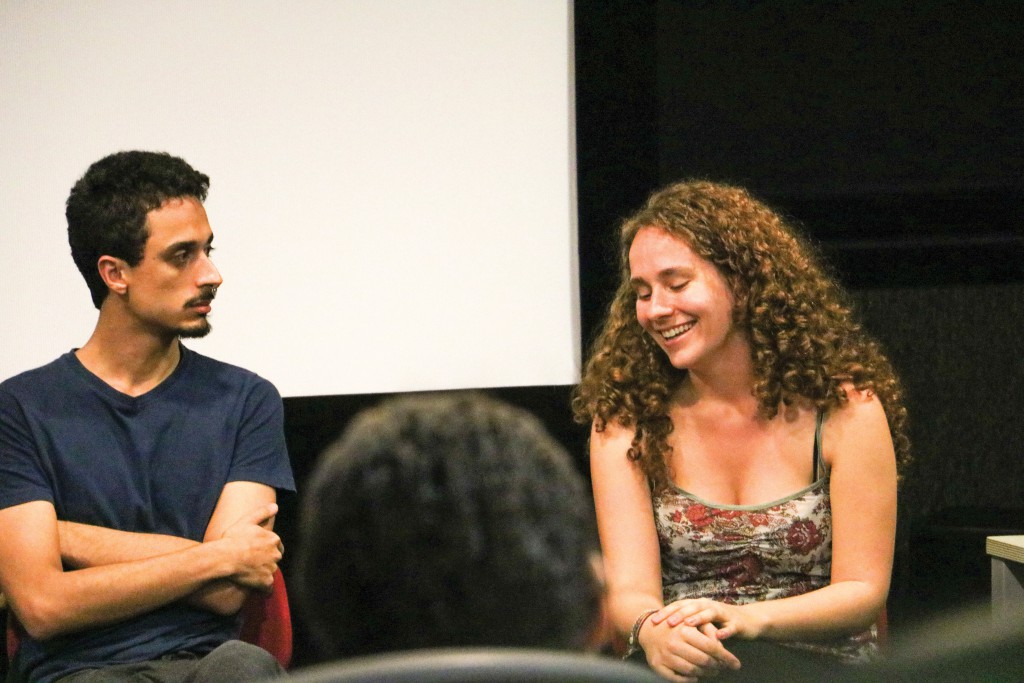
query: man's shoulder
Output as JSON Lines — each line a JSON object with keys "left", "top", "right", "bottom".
{"left": 0, "top": 353, "right": 76, "bottom": 397}
{"left": 179, "top": 346, "right": 281, "bottom": 396}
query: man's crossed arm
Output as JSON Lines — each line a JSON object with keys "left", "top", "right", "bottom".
{"left": 0, "top": 481, "right": 281, "bottom": 641}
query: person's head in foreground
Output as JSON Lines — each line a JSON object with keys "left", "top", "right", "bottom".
{"left": 297, "top": 392, "right": 605, "bottom": 661}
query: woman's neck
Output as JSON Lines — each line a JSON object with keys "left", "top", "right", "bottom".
{"left": 678, "top": 333, "right": 757, "bottom": 408}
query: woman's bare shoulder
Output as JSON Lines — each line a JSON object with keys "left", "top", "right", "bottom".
{"left": 833, "top": 383, "right": 888, "bottom": 422}
{"left": 590, "top": 416, "right": 636, "bottom": 448}
{"left": 824, "top": 383, "right": 895, "bottom": 468}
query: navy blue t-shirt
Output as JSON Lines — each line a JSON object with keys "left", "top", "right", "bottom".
{"left": 0, "top": 346, "right": 295, "bottom": 683}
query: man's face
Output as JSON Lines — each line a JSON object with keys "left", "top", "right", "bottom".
{"left": 118, "top": 196, "right": 223, "bottom": 339}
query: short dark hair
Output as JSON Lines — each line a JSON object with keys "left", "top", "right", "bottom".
{"left": 66, "top": 151, "right": 210, "bottom": 308}
{"left": 297, "top": 392, "right": 601, "bottom": 661}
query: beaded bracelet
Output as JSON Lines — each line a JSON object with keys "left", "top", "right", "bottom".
{"left": 624, "top": 608, "right": 660, "bottom": 658}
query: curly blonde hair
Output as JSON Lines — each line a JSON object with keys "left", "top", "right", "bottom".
{"left": 572, "top": 180, "right": 909, "bottom": 493}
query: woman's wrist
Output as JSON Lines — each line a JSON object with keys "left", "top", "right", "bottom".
{"left": 625, "top": 607, "right": 660, "bottom": 657}
{"left": 736, "top": 602, "right": 767, "bottom": 639}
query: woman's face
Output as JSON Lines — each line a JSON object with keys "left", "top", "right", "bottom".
{"left": 628, "top": 226, "right": 742, "bottom": 372}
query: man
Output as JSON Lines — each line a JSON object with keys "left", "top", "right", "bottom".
{"left": 295, "top": 392, "right": 607, "bottom": 662}
{"left": 0, "top": 151, "right": 295, "bottom": 682}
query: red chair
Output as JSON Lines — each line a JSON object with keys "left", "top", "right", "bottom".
{"left": 5, "top": 570, "right": 292, "bottom": 669}
{"left": 240, "top": 569, "right": 293, "bottom": 668}
{"left": 5, "top": 609, "right": 24, "bottom": 666}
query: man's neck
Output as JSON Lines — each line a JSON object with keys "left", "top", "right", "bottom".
{"left": 75, "top": 311, "right": 182, "bottom": 398}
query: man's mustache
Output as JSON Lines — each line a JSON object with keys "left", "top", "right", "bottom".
{"left": 185, "top": 287, "right": 218, "bottom": 307}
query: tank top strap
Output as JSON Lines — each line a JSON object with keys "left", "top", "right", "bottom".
{"left": 812, "top": 411, "right": 827, "bottom": 480}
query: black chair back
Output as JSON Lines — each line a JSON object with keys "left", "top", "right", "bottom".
{"left": 285, "top": 648, "right": 663, "bottom": 683}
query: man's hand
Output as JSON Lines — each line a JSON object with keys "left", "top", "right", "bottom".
{"left": 217, "top": 503, "right": 283, "bottom": 592}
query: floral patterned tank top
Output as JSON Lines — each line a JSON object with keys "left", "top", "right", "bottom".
{"left": 653, "top": 413, "right": 877, "bottom": 663}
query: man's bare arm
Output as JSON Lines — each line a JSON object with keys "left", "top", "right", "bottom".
{"left": 195, "top": 481, "right": 279, "bottom": 614}
{"left": 59, "top": 523, "right": 198, "bottom": 566}
{"left": 57, "top": 481, "right": 279, "bottom": 616}
{"left": 0, "top": 499, "right": 281, "bottom": 640}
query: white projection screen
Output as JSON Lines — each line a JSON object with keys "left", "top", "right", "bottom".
{"left": 0, "top": 1, "right": 579, "bottom": 397}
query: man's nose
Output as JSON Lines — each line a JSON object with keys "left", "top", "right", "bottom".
{"left": 197, "top": 253, "right": 223, "bottom": 288}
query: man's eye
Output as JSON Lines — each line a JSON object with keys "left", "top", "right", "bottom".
{"left": 205, "top": 246, "right": 215, "bottom": 256}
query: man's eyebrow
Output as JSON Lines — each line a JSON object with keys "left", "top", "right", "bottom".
{"left": 162, "top": 240, "right": 200, "bottom": 252}
{"left": 162, "top": 234, "right": 214, "bottom": 254}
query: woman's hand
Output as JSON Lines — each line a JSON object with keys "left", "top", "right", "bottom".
{"left": 651, "top": 598, "right": 762, "bottom": 641}
{"left": 640, "top": 618, "right": 742, "bottom": 681}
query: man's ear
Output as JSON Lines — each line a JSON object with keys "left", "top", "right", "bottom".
{"left": 97, "top": 255, "right": 130, "bottom": 296}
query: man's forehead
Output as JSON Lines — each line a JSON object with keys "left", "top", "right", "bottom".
{"left": 143, "top": 196, "right": 212, "bottom": 247}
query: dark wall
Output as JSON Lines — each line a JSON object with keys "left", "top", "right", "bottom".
{"left": 652, "top": 1, "right": 1024, "bottom": 289}
{"left": 574, "top": 0, "right": 660, "bottom": 346}
{"left": 654, "top": 2, "right": 1024, "bottom": 195}
{"left": 281, "top": 1, "right": 1024, "bottom": 665}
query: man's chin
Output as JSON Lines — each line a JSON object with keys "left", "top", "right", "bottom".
{"left": 177, "top": 321, "right": 213, "bottom": 339}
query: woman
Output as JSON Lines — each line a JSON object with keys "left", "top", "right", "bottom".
{"left": 573, "top": 180, "right": 908, "bottom": 682}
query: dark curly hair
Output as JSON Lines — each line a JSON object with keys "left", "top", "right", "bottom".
{"left": 297, "top": 392, "right": 602, "bottom": 661}
{"left": 66, "top": 150, "right": 210, "bottom": 309}
{"left": 573, "top": 180, "right": 909, "bottom": 493}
